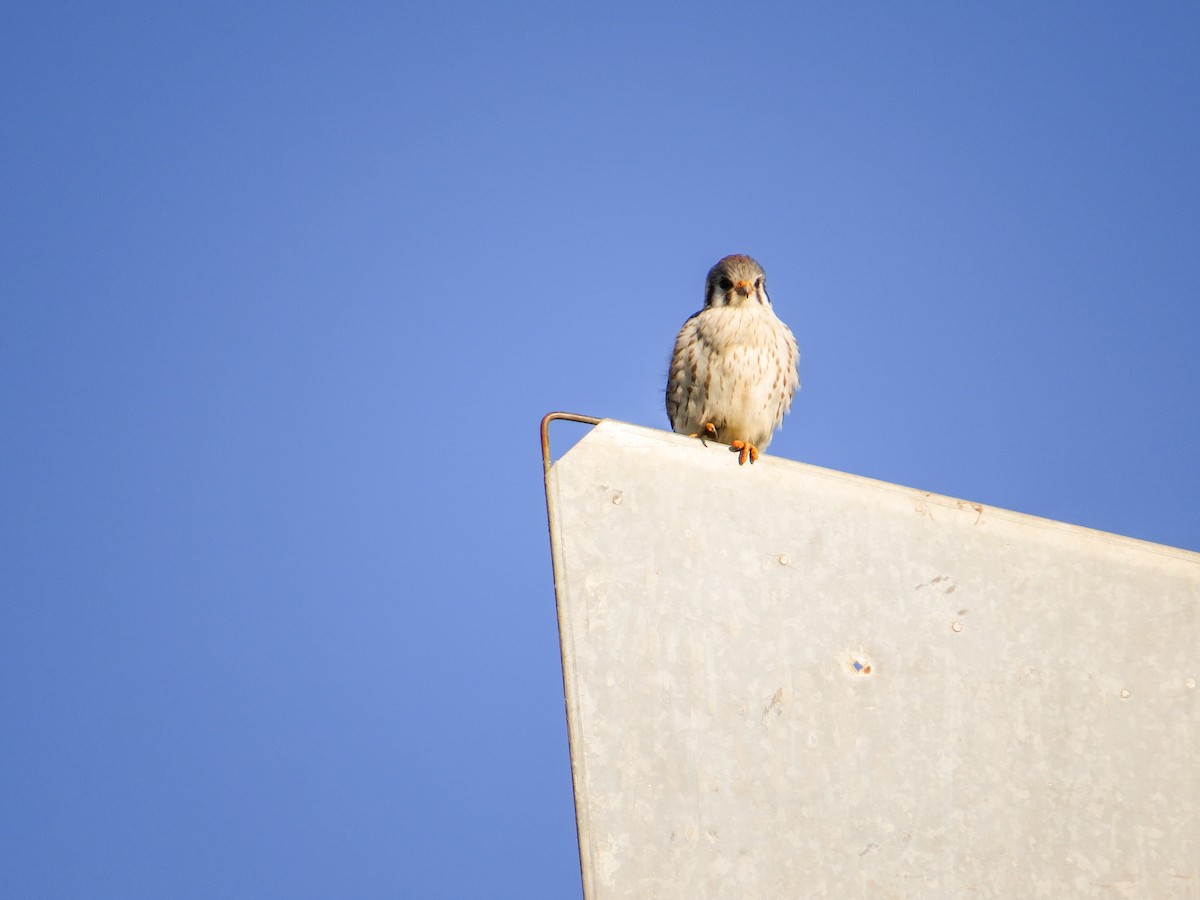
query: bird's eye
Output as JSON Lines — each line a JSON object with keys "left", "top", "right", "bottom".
{"left": 755, "top": 277, "right": 764, "bottom": 289}
{"left": 718, "top": 277, "right": 733, "bottom": 291}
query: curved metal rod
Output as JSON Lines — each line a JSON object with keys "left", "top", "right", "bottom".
{"left": 541, "top": 412, "right": 602, "bottom": 474}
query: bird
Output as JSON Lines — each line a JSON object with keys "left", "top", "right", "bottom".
{"left": 666, "top": 254, "right": 800, "bottom": 465}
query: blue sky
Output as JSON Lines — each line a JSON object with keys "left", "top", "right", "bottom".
{"left": 3, "top": 3, "right": 1197, "bottom": 897}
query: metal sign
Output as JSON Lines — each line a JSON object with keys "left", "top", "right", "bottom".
{"left": 543, "top": 415, "right": 1199, "bottom": 898}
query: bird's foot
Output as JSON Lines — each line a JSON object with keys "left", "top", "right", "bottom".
{"left": 730, "top": 440, "right": 760, "bottom": 465}
{"left": 688, "top": 422, "right": 718, "bottom": 445}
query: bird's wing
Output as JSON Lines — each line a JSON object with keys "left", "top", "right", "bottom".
{"left": 666, "top": 312, "right": 703, "bottom": 430}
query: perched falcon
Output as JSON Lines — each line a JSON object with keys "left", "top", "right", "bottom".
{"left": 666, "top": 254, "right": 800, "bottom": 465}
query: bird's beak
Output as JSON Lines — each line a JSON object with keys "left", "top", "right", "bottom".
{"left": 734, "top": 280, "right": 753, "bottom": 298}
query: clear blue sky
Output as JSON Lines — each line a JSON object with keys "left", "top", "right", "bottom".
{"left": 3, "top": 3, "right": 1197, "bottom": 897}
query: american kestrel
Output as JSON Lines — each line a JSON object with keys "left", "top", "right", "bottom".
{"left": 666, "top": 254, "right": 800, "bottom": 465}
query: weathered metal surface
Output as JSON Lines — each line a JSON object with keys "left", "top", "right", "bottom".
{"left": 543, "top": 418, "right": 1200, "bottom": 899}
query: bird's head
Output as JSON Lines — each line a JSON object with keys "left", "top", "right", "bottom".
{"left": 704, "top": 254, "right": 770, "bottom": 309}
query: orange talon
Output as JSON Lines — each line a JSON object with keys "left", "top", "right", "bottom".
{"left": 688, "top": 422, "right": 718, "bottom": 444}
{"left": 730, "top": 440, "right": 760, "bottom": 465}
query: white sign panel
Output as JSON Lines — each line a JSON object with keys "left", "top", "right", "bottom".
{"left": 544, "top": 419, "right": 1199, "bottom": 899}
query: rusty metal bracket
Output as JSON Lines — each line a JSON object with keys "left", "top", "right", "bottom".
{"left": 541, "top": 412, "right": 602, "bottom": 474}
